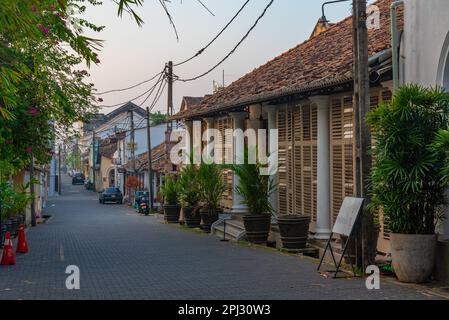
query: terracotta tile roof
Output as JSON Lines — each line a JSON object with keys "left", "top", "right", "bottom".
{"left": 98, "top": 132, "right": 126, "bottom": 159}
{"left": 99, "top": 137, "right": 118, "bottom": 159}
{"left": 125, "top": 143, "right": 167, "bottom": 173}
{"left": 175, "top": 95, "right": 211, "bottom": 119}
{"left": 173, "top": 0, "right": 401, "bottom": 120}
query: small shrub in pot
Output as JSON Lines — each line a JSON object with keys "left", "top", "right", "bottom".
{"left": 178, "top": 164, "right": 201, "bottom": 228}
{"left": 160, "top": 175, "right": 180, "bottom": 223}
{"left": 367, "top": 85, "right": 449, "bottom": 283}
{"left": 232, "top": 155, "right": 276, "bottom": 245}
{"left": 198, "top": 162, "right": 227, "bottom": 233}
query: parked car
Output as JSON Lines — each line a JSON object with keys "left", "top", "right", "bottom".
{"left": 99, "top": 187, "right": 123, "bottom": 204}
{"left": 72, "top": 173, "right": 85, "bottom": 185}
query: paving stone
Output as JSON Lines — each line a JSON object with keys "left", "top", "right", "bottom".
{"left": 0, "top": 176, "right": 445, "bottom": 300}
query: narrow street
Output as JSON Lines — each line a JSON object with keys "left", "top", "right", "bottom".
{"left": 0, "top": 175, "right": 444, "bottom": 300}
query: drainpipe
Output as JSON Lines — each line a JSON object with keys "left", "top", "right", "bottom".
{"left": 391, "top": 0, "right": 404, "bottom": 90}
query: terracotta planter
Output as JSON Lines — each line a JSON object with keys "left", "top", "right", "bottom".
{"left": 242, "top": 214, "right": 271, "bottom": 245}
{"left": 184, "top": 207, "right": 201, "bottom": 228}
{"left": 163, "top": 204, "right": 180, "bottom": 224}
{"left": 390, "top": 233, "right": 437, "bottom": 283}
{"left": 200, "top": 208, "right": 220, "bottom": 233}
{"left": 277, "top": 215, "right": 310, "bottom": 249}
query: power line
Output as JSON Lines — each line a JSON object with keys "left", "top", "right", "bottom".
{"left": 93, "top": 70, "right": 164, "bottom": 95}
{"left": 148, "top": 77, "right": 167, "bottom": 112}
{"left": 176, "top": 0, "right": 274, "bottom": 82}
{"left": 174, "top": 0, "right": 251, "bottom": 67}
{"left": 138, "top": 73, "right": 167, "bottom": 108}
{"left": 98, "top": 72, "right": 166, "bottom": 108}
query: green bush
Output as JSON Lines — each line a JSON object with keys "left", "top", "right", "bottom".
{"left": 160, "top": 175, "right": 179, "bottom": 205}
{"left": 197, "top": 162, "right": 227, "bottom": 211}
{"left": 367, "top": 85, "right": 449, "bottom": 234}
{"left": 0, "top": 181, "right": 31, "bottom": 220}
{"left": 177, "top": 164, "right": 200, "bottom": 209}
{"left": 231, "top": 151, "right": 276, "bottom": 216}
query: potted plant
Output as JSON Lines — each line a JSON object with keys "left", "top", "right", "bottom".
{"left": 367, "top": 85, "right": 449, "bottom": 283}
{"left": 178, "top": 164, "right": 201, "bottom": 228}
{"left": 0, "top": 182, "right": 30, "bottom": 238}
{"left": 232, "top": 157, "right": 276, "bottom": 245}
{"left": 160, "top": 174, "right": 180, "bottom": 223}
{"left": 198, "top": 162, "right": 227, "bottom": 233}
{"left": 277, "top": 214, "right": 311, "bottom": 250}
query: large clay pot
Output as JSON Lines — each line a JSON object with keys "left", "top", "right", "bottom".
{"left": 242, "top": 215, "right": 271, "bottom": 245}
{"left": 184, "top": 207, "right": 201, "bottom": 228}
{"left": 200, "top": 208, "right": 220, "bottom": 233}
{"left": 277, "top": 215, "right": 310, "bottom": 249}
{"left": 390, "top": 233, "right": 437, "bottom": 283}
{"left": 163, "top": 204, "right": 180, "bottom": 224}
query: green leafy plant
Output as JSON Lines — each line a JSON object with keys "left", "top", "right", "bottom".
{"left": 367, "top": 85, "right": 449, "bottom": 235}
{"left": 231, "top": 150, "right": 276, "bottom": 216}
{"left": 177, "top": 164, "right": 200, "bottom": 209}
{"left": 160, "top": 174, "right": 179, "bottom": 205}
{"left": 197, "top": 162, "right": 227, "bottom": 211}
{"left": 0, "top": 181, "right": 32, "bottom": 220}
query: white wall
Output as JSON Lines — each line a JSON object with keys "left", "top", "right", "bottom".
{"left": 402, "top": 0, "right": 449, "bottom": 239}
{"left": 124, "top": 123, "right": 166, "bottom": 159}
{"left": 402, "top": 0, "right": 449, "bottom": 89}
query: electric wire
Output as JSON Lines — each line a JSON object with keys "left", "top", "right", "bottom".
{"left": 176, "top": 0, "right": 274, "bottom": 82}
{"left": 173, "top": 0, "right": 251, "bottom": 67}
{"left": 93, "top": 70, "right": 164, "bottom": 95}
{"left": 98, "top": 72, "right": 166, "bottom": 108}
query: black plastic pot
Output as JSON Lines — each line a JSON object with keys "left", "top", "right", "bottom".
{"left": 184, "top": 207, "right": 201, "bottom": 228}
{"left": 0, "top": 223, "right": 7, "bottom": 248}
{"left": 10, "top": 216, "right": 21, "bottom": 237}
{"left": 3, "top": 218, "right": 14, "bottom": 237}
{"left": 163, "top": 204, "right": 180, "bottom": 223}
{"left": 242, "top": 214, "right": 271, "bottom": 244}
{"left": 277, "top": 215, "right": 310, "bottom": 249}
{"left": 200, "top": 208, "right": 220, "bottom": 233}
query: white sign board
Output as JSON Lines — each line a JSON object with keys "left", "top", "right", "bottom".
{"left": 332, "top": 197, "right": 364, "bottom": 236}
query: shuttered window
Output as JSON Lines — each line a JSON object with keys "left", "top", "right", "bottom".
{"left": 278, "top": 103, "right": 318, "bottom": 222}
{"left": 216, "top": 117, "right": 234, "bottom": 210}
{"left": 330, "top": 96, "right": 355, "bottom": 223}
{"left": 277, "top": 89, "right": 392, "bottom": 235}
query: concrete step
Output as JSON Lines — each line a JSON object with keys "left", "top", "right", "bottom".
{"left": 212, "top": 219, "right": 246, "bottom": 241}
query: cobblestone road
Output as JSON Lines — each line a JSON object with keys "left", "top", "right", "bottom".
{"left": 0, "top": 176, "right": 445, "bottom": 300}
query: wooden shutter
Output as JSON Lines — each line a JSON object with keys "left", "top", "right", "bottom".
{"left": 277, "top": 103, "right": 317, "bottom": 221}
{"left": 217, "top": 117, "right": 234, "bottom": 210}
{"left": 278, "top": 107, "right": 288, "bottom": 215}
{"left": 330, "top": 96, "right": 354, "bottom": 224}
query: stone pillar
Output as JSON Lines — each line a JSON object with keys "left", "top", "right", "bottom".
{"left": 184, "top": 120, "right": 193, "bottom": 164}
{"left": 230, "top": 112, "right": 248, "bottom": 214}
{"left": 266, "top": 106, "right": 279, "bottom": 218}
{"left": 310, "top": 96, "right": 332, "bottom": 240}
{"left": 204, "top": 117, "right": 215, "bottom": 161}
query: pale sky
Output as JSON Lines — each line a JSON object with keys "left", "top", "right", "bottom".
{"left": 82, "top": 0, "right": 374, "bottom": 115}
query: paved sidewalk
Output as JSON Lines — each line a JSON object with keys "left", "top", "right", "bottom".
{"left": 0, "top": 176, "right": 446, "bottom": 300}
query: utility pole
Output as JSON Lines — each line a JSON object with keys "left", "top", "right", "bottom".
{"left": 146, "top": 107, "right": 154, "bottom": 211}
{"left": 164, "top": 61, "right": 174, "bottom": 174}
{"left": 129, "top": 108, "right": 136, "bottom": 174}
{"left": 353, "top": 0, "right": 373, "bottom": 268}
{"left": 58, "top": 144, "right": 62, "bottom": 196}
{"left": 30, "top": 152, "right": 36, "bottom": 227}
{"left": 92, "top": 130, "right": 96, "bottom": 192}
{"left": 166, "top": 61, "right": 174, "bottom": 134}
